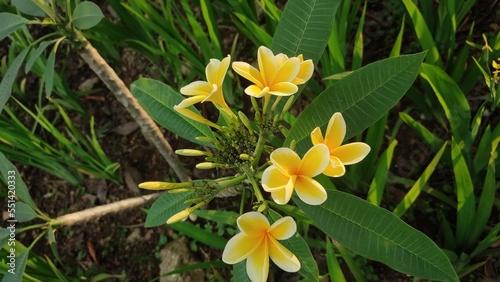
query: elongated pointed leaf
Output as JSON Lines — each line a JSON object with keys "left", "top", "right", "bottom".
{"left": 13, "top": 202, "right": 37, "bottom": 222}
{"left": 144, "top": 192, "right": 193, "bottom": 227}
{"left": 44, "top": 48, "right": 56, "bottom": 97}
{"left": 170, "top": 221, "right": 227, "bottom": 250}
{"left": 0, "top": 48, "right": 30, "bottom": 114}
{"left": 25, "top": 41, "right": 51, "bottom": 73}
{"left": 285, "top": 52, "right": 426, "bottom": 152}
{"left": 12, "top": 0, "right": 45, "bottom": 17}
{"left": 0, "top": 13, "right": 29, "bottom": 41}
{"left": 233, "top": 261, "right": 251, "bottom": 282}
{"left": 72, "top": 1, "right": 104, "bottom": 30}
{"left": 0, "top": 152, "right": 37, "bottom": 210}
{"left": 294, "top": 191, "right": 459, "bottom": 282}
{"left": 2, "top": 248, "right": 30, "bottom": 282}
{"left": 131, "top": 78, "right": 215, "bottom": 146}
{"left": 268, "top": 210, "right": 318, "bottom": 281}
{"left": 271, "top": 0, "right": 340, "bottom": 64}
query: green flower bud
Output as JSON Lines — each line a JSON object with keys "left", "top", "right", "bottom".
{"left": 175, "top": 149, "right": 213, "bottom": 157}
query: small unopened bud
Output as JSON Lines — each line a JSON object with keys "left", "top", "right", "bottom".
{"left": 196, "top": 162, "right": 226, "bottom": 169}
{"left": 196, "top": 136, "right": 218, "bottom": 144}
{"left": 138, "top": 181, "right": 193, "bottom": 190}
{"left": 239, "top": 154, "right": 251, "bottom": 160}
{"left": 168, "top": 188, "right": 195, "bottom": 194}
{"left": 183, "top": 198, "right": 203, "bottom": 205}
{"left": 238, "top": 111, "right": 254, "bottom": 134}
{"left": 175, "top": 149, "right": 212, "bottom": 157}
{"left": 167, "top": 209, "right": 190, "bottom": 224}
{"left": 257, "top": 202, "right": 268, "bottom": 213}
{"left": 280, "top": 95, "right": 295, "bottom": 120}
{"left": 289, "top": 140, "right": 297, "bottom": 151}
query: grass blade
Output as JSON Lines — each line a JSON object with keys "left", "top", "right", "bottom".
{"left": 0, "top": 47, "right": 29, "bottom": 114}
{"left": 367, "top": 139, "right": 397, "bottom": 206}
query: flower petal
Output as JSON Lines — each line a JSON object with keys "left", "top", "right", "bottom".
{"left": 292, "top": 58, "right": 314, "bottom": 85}
{"left": 324, "top": 112, "right": 346, "bottom": 150}
{"left": 232, "top": 61, "right": 264, "bottom": 88}
{"left": 310, "top": 127, "right": 324, "bottom": 145}
{"left": 269, "top": 176, "right": 295, "bottom": 205}
{"left": 298, "top": 144, "right": 330, "bottom": 177}
{"left": 268, "top": 237, "right": 301, "bottom": 272}
{"left": 222, "top": 233, "right": 261, "bottom": 264}
{"left": 272, "top": 57, "right": 300, "bottom": 85}
{"left": 176, "top": 96, "right": 205, "bottom": 108}
{"left": 245, "top": 85, "right": 268, "bottom": 98}
{"left": 269, "top": 148, "right": 301, "bottom": 176}
{"left": 268, "top": 216, "right": 296, "bottom": 240}
{"left": 295, "top": 175, "right": 327, "bottom": 205}
{"left": 322, "top": 156, "right": 346, "bottom": 177}
{"left": 180, "top": 81, "right": 212, "bottom": 96}
{"left": 331, "top": 143, "right": 371, "bottom": 165}
{"left": 246, "top": 239, "right": 270, "bottom": 282}
{"left": 237, "top": 212, "right": 270, "bottom": 235}
{"left": 257, "top": 46, "right": 278, "bottom": 86}
{"left": 206, "top": 55, "right": 230, "bottom": 86}
{"left": 262, "top": 166, "right": 289, "bottom": 191}
{"left": 268, "top": 82, "right": 298, "bottom": 96}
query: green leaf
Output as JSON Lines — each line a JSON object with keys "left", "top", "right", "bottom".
{"left": 72, "top": 1, "right": 104, "bottom": 30}
{"left": 0, "top": 13, "right": 29, "bottom": 41}
{"left": 130, "top": 78, "right": 215, "bottom": 146}
{"left": 271, "top": 0, "right": 340, "bottom": 64}
{"left": 325, "top": 238, "right": 346, "bottom": 282}
{"left": 420, "top": 63, "right": 471, "bottom": 148}
{"left": 144, "top": 192, "right": 193, "bottom": 227}
{"left": 294, "top": 191, "right": 459, "bottom": 281}
{"left": 44, "top": 48, "right": 56, "bottom": 98}
{"left": 268, "top": 210, "right": 319, "bottom": 281}
{"left": 170, "top": 221, "right": 228, "bottom": 250}
{"left": 193, "top": 210, "right": 238, "bottom": 226}
{"left": 24, "top": 41, "right": 51, "bottom": 73}
{"left": 393, "top": 141, "right": 447, "bottom": 217}
{"left": 367, "top": 139, "right": 397, "bottom": 206}
{"left": 13, "top": 202, "right": 37, "bottom": 222}
{"left": 0, "top": 152, "right": 37, "bottom": 210}
{"left": 2, "top": 248, "right": 30, "bottom": 282}
{"left": 285, "top": 52, "right": 426, "bottom": 152}
{"left": 233, "top": 261, "right": 251, "bottom": 282}
{"left": 0, "top": 48, "right": 30, "bottom": 115}
{"left": 12, "top": 0, "right": 45, "bottom": 17}
{"left": 0, "top": 229, "right": 10, "bottom": 250}
{"left": 389, "top": 15, "right": 405, "bottom": 57}
{"left": 451, "top": 140, "right": 475, "bottom": 251}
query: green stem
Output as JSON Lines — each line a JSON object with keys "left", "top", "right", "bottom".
{"left": 216, "top": 174, "right": 247, "bottom": 190}
{"left": 241, "top": 165, "right": 265, "bottom": 204}
{"left": 252, "top": 131, "right": 268, "bottom": 168}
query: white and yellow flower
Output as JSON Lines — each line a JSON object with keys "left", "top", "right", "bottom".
{"left": 222, "top": 212, "right": 300, "bottom": 282}
{"left": 232, "top": 46, "right": 312, "bottom": 98}
{"left": 261, "top": 144, "right": 330, "bottom": 205}
{"left": 311, "top": 112, "right": 371, "bottom": 177}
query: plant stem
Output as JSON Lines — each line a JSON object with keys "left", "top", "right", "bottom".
{"left": 50, "top": 193, "right": 161, "bottom": 227}
{"left": 76, "top": 37, "right": 190, "bottom": 182}
{"left": 252, "top": 131, "right": 268, "bottom": 167}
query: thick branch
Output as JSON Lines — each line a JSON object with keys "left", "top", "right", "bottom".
{"left": 51, "top": 193, "right": 161, "bottom": 227}
{"left": 78, "top": 38, "right": 190, "bottom": 182}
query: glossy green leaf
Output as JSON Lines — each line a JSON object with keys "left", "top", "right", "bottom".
{"left": 12, "top": 0, "right": 45, "bottom": 17}
{"left": 13, "top": 202, "right": 37, "bottom": 222}
{"left": 24, "top": 41, "right": 51, "bottom": 74}
{"left": 72, "top": 1, "right": 104, "bottom": 30}
{"left": 271, "top": 0, "right": 340, "bottom": 64}
{"left": 130, "top": 78, "right": 215, "bottom": 146}
{"left": 2, "top": 248, "right": 30, "bottom": 282}
{"left": 451, "top": 140, "right": 475, "bottom": 251}
{"left": 389, "top": 15, "right": 405, "bottom": 57}
{"left": 0, "top": 152, "right": 37, "bottom": 210}
{"left": 44, "top": 48, "right": 55, "bottom": 98}
{"left": 170, "top": 221, "right": 227, "bottom": 250}
{"left": 233, "top": 261, "right": 251, "bottom": 282}
{"left": 285, "top": 52, "right": 426, "bottom": 152}
{"left": 268, "top": 210, "right": 319, "bottom": 281}
{"left": 0, "top": 48, "right": 30, "bottom": 115}
{"left": 420, "top": 63, "right": 471, "bottom": 148}
{"left": 144, "top": 192, "right": 194, "bottom": 227}
{"left": 0, "top": 13, "right": 29, "bottom": 41}
{"left": 393, "top": 141, "right": 447, "bottom": 217}
{"left": 295, "top": 191, "right": 459, "bottom": 281}
{"left": 367, "top": 139, "right": 397, "bottom": 206}
{"left": 401, "top": 0, "right": 442, "bottom": 66}
{"left": 325, "top": 238, "right": 346, "bottom": 282}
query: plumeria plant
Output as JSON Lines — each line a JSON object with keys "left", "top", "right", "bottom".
{"left": 133, "top": 1, "right": 460, "bottom": 278}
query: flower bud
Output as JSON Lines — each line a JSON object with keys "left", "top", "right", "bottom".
{"left": 238, "top": 111, "right": 253, "bottom": 134}
{"left": 138, "top": 181, "right": 193, "bottom": 190}
{"left": 175, "top": 149, "right": 213, "bottom": 157}
{"left": 167, "top": 188, "right": 195, "bottom": 194}
{"left": 167, "top": 209, "right": 190, "bottom": 224}
{"left": 280, "top": 95, "right": 295, "bottom": 120}
{"left": 196, "top": 162, "right": 226, "bottom": 169}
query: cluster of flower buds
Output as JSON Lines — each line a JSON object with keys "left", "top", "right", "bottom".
{"left": 139, "top": 46, "right": 370, "bottom": 282}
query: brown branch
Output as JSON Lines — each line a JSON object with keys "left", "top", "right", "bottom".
{"left": 50, "top": 193, "right": 161, "bottom": 227}
{"left": 77, "top": 37, "right": 190, "bottom": 182}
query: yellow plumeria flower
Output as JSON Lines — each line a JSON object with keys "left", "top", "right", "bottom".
{"left": 177, "top": 55, "right": 232, "bottom": 112}
{"left": 222, "top": 212, "right": 300, "bottom": 282}
{"left": 311, "top": 112, "right": 371, "bottom": 177}
{"left": 232, "top": 46, "right": 312, "bottom": 98}
{"left": 262, "top": 144, "right": 330, "bottom": 205}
